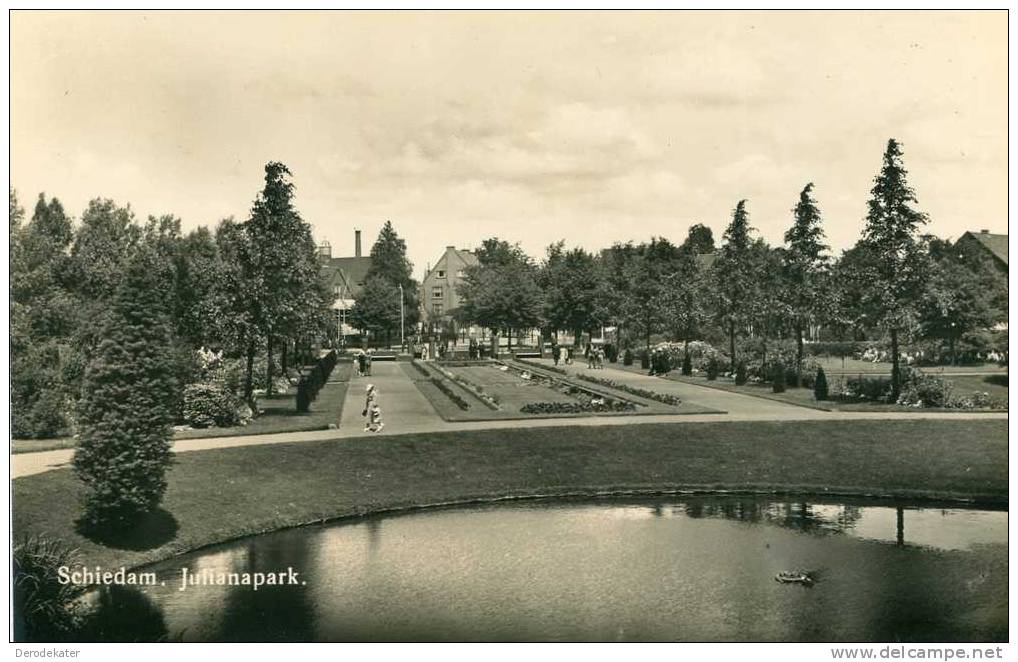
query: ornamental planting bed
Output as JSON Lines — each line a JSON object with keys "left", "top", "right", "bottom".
{"left": 404, "top": 359, "right": 717, "bottom": 421}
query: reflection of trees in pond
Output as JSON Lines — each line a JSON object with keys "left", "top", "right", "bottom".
{"left": 214, "top": 536, "right": 314, "bottom": 641}
{"left": 679, "top": 499, "right": 862, "bottom": 535}
{"left": 77, "top": 585, "right": 171, "bottom": 642}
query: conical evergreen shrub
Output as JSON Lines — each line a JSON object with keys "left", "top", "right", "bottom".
{"left": 734, "top": 360, "right": 748, "bottom": 385}
{"left": 814, "top": 367, "right": 829, "bottom": 401}
{"left": 72, "top": 248, "right": 177, "bottom": 530}
{"left": 771, "top": 361, "right": 786, "bottom": 393}
{"left": 682, "top": 351, "right": 692, "bottom": 376}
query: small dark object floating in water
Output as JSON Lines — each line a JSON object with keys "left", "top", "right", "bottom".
{"left": 775, "top": 571, "right": 814, "bottom": 585}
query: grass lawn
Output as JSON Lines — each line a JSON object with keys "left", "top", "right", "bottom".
{"left": 811, "top": 356, "right": 1006, "bottom": 375}
{"left": 12, "top": 419, "right": 1007, "bottom": 570}
{"left": 11, "top": 363, "right": 353, "bottom": 454}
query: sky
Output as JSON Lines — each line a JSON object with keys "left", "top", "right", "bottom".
{"left": 10, "top": 10, "right": 1007, "bottom": 278}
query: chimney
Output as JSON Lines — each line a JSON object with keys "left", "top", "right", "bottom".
{"left": 355, "top": 229, "right": 362, "bottom": 257}
{"left": 981, "top": 229, "right": 990, "bottom": 234}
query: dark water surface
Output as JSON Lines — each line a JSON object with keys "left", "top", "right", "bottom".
{"left": 90, "top": 497, "right": 1007, "bottom": 642}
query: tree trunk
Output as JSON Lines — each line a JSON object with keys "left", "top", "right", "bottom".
{"left": 244, "top": 341, "right": 256, "bottom": 412}
{"left": 890, "top": 326, "right": 901, "bottom": 402}
{"left": 507, "top": 328, "right": 513, "bottom": 351}
{"left": 949, "top": 333, "right": 957, "bottom": 366}
{"left": 266, "top": 333, "right": 275, "bottom": 396}
{"left": 281, "top": 340, "right": 289, "bottom": 374}
{"left": 795, "top": 322, "right": 804, "bottom": 377}
{"left": 729, "top": 320, "right": 736, "bottom": 367}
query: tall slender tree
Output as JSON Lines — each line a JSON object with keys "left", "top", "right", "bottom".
{"left": 859, "top": 139, "right": 929, "bottom": 400}
{"left": 712, "top": 200, "right": 757, "bottom": 366}
{"left": 362, "top": 221, "right": 420, "bottom": 343}
{"left": 782, "top": 183, "right": 830, "bottom": 376}
{"left": 242, "top": 162, "right": 332, "bottom": 396}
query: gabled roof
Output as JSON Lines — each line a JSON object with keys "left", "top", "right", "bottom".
{"left": 695, "top": 252, "right": 716, "bottom": 270}
{"left": 961, "top": 231, "right": 1008, "bottom": 267}
{"left": 321, "top": 255, "right": 373, "bottom": 298}
{"left": 423, "top": 247, "right": 478, "bottom": 282}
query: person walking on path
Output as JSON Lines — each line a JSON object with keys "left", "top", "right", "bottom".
{"left": 356, "top": 351, "right": 366, "bottom": 377}
{"left": 362, "top": 383, "right": 377, "bottom": 429}
{"left": 365, "top": 350, "right": 373, "bottom": 376}
{"left": 365, "top": 402, "right": 384, "bottom": 433}
{"left": 551, "top": 339, "right": 560, "bottom": 366}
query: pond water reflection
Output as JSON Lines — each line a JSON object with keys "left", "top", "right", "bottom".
{"left": 91, "top": 497, "right": 1007, "bottom": 642}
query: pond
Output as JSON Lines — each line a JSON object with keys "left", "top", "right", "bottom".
{"left": 84, "top": 497, "right": 1007, "bottom": 642}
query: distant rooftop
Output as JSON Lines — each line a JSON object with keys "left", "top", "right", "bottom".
{"left": 961, "top": 230, "right": 1008, "bottom": 266}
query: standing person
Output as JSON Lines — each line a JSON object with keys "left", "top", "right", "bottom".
{"left": 362, "top": 384, "right": 376, "bottom": 430}
{"left": 356, "top": 351, "right": 366, "bottom": 377}
{"left": 365, "top": 349, "right": 373, "bottom": 376}
{"left": 587, "top": 345, "right": 595, "bottom": 369}
{"left": 551, "top": 339, "right": 560, "bottom": 366}
{"left": 366, "top": 403, "right": 385, "bottom": 433}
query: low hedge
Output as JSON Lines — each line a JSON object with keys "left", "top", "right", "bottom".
{"left": 430, "top": 378, "right": 470, "bottom": 410}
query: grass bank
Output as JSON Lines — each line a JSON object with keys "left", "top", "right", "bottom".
{"left": 12, "top": 419, "right": 1007, "bottom": 570}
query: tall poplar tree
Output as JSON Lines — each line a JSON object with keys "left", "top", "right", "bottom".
{"left": 783, "top": 183, "right": 830, "bottom": 376}
{"left": 712, "top": 200, "right": 757, "bottom": 365}
{"left": 860, "top": 139, "right": 929, "bottom": 400}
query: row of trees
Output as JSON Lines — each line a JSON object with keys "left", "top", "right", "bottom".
{"left": 454, "top": 140, "right": 1007, "bottom": 401}
{"left": 12, "top": 163, "right": 334, "bottom": 527}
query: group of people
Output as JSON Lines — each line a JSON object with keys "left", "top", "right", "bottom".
{"left": 585, "top": 343, "right": 606, "bottom": 369}
{"left": 355, "top": 349, "right": 373, "bottom": 377}
{"left": 550, "top": 342, "right": 571, "bottom": 366}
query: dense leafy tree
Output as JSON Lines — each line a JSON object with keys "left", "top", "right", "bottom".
{"left": 540, "top": 242, "right": 601, "bottom": 345}
{"left": 618, "top": 238, "right": 682, "bottom": 353}
{"left": 712, "top": 200, "right": 758, "bottom": 364}
{"left": 11, "top": 193, "right": 81, "bottom": 437}
{"left": 659, "top": 248, "right": 704, "bottom": 348}
{"left": 858, "top": 139, "right": 930, "bottom": 400}
{"left": 782, "top": 183, "right": 830, "bottom": 374}
{"left": 920, "top": 238, "right": 1006, "bottom": 364}
{"left": 67, "top": 198, "right": 141, "bottom": 303}
{"left": 72, "top": 246, "right": 177, "bottom": 529}
{"left": 458, "top": 239, "right": 543, "bottom": 352}
{"left": 747, "top": 240, "right": 788, "bottom": 365}
{"left": 349, "top": 275, "right": 402, "bottom": 341}
{"left": 681, "top": 223, "right": 715, "bottom": 254}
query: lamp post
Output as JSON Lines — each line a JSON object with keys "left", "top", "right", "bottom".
{"left": 398, "top": 283, "right": 405, "bottom": 348}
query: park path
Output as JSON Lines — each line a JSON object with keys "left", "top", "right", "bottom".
{"left": 339, "top": 361, "right": 447, "bottom": 432}
{"left": 531, "top": 358, "right": 820, "bottom": 417}
{"left": 12, "top": 359, "right": 1006, "bottom": 479}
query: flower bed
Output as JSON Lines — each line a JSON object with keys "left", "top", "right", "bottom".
{"left": 574, "top": 374, "right": 681, "bottom": 406}
{"left": 520, "top": 400, "right": 634, "bottom": 414}
{"left": 500, "top": 362, "right": 638, "bottom": 411}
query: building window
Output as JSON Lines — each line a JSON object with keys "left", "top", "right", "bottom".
{"left": 333, "top": 285, "right": 341, "bottom": 297}
{"left": 338, "top": 309, "right": 348, "bottom": 325}
{"left": 432, "top": 303, "right": 443, "bottom": 316}
{"left": 437, "top": 270, "right": 446, "bottom": 278}
{"left": 432, "top": 286, "right": 443, "bottom": 299}
{"left": 456, "top": 270, "right": 464, "bottom": 278}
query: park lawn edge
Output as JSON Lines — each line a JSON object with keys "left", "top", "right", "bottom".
{"left": 12, "top": 419, "right": 1008, "bottom": 572}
